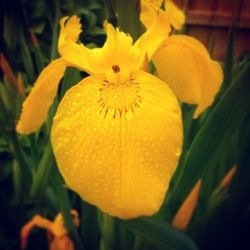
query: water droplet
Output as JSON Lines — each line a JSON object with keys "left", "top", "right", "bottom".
{"left": 175, "top": 149, "right": 181, "bottom": 157}
{"left": 125, "top": 111, "right": 133, "bottom": 120}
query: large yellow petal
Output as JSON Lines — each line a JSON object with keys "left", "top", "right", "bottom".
{"left": 51, "top": 72, "right": 182, "bottom": 219}
{"left": 16, "top": 58, "right": 67, "bottom": 134}
{"left": 153, "top": 35, "right": 223, "bottom": 115}
{"left": 153, "top": 36, "right": 202, "bottom": 104}
{"left": 164, "top": 0, "right": 185, "bottom": 30}
{"left": 193, "top": 59, "right": 223, "bottom": 118}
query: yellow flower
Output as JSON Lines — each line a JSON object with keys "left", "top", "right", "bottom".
{"left": 140, "top": 0, "right": 185, "bottom": 30}
{"left": 153, "top": 35, "right": 223, "bottom": 118}
{"left": 20, "top": 210, "right": 79, "bottom": 250}
{"left": 140, "top": 1, "right": 222, "bottom": 118}
{"left": 17, "top": 15, "right": 183, "bottom": 219}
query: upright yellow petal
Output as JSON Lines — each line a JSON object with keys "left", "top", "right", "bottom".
{"left": 141, "top": 0, "right": 163, "bottom": 9}
{"left": 16, "top": 58, "right": 67, "bottom": 134}
{"left": 60, "top": 16, "right": 169, "bottom": 76}
{"left": 172, "top": 180, "right": 202, "bottom": 231}
{"left": 51, "top": 72, "right": 183, "bottom": 219}
{"left": 135, "top": 10, "right": 171, "bottom": 59}
{"left": 153, "top": 35, "right": 223, "bottom": 117}
{"left": 140, "top": 2, "right": 159, "bottom": 28}
{"left": 60, "top": 23, "right": 143, "bottom": 75}
{"left": 58, "top": 16, "right": 82, "bottom": 53}
{"left": 140, "top": 0, "right": 185, "bottom": 31}
{"left": 164, "top": 0, "right": 185, "bottom": 30}
{"left": 101, "top": 24, "right": 143, "bottom": 71}
{"left": 58, "top": 39, "right": 94, "bottom": 74}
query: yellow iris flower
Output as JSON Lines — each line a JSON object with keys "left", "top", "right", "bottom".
{"left": 16, "top": 15, "right": 183, "bottom": 219}
{"left": 140, "top": 0, "right": 185, "bottom": 30}
{"left": 141, "top": 1, "right": 223, "bottom": 118}
{"left": 21, "top": 210, "right": 79, "bottom": 250}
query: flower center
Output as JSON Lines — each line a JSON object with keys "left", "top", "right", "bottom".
{"left": 98, "top": 65, "right": 142, "bottom": 119}
{"left": 112, "top": 64, "right": 120, "bottom": 73}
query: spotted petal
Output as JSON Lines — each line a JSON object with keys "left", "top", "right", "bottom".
{"left": 51, "top": 72, "right": 183, "bottom": 219}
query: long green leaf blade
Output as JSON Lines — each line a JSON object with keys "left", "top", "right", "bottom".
{"left": 120, "top": 218, "right": 198, "bottom": 250}
{"left": 166, "top": 63, "right": 250, "bottom": 216}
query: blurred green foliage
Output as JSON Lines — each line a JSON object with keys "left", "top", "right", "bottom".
{"left": 0, "top": 0, "right": 250, "bottom": 250}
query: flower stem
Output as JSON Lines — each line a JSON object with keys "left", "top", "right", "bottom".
{"left": 30, "top": 142, "right": 54, "bottom": 199}
{"left": 50, "top": 0, "right": 60, "bottom": 60}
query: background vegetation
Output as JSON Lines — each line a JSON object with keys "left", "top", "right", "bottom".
{"left": 0, "top": 0, "right": 250, "bottom": 249}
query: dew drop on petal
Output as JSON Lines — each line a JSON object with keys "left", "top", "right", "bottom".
{"left": 125, "top": 111, "right": 133, "bottom": 120}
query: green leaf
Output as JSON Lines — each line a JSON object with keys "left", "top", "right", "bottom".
{"left": 33, "top": 45, "right": 46, "bottom": 73}
{"left": 113, "top": 0, "right": 141, "bottom": 40}
{"left": 29, "top": 0, "right": 45, "bottom": 18}
{"left": 120, "top": 218, "right": 198, "bottom": 250}
{"left": 90, "top": 26, "right": 106, "bottom": 36}
{"left": 8, "top": 131, "right": 32, "bottom": 192}
{"left": 100, "top": 214, "right": 116, "bottom": 250}
{"left": 50, "top": 0, "right": 60, "bottom": 60}
{"left": 59, "top": 67, "right": 82, "bottom": 99}
{"left": 12, "top": 160, "right": 22, "bottom": 203}
{"left": 20, "top": 32, "right": 35, "bottom": 81}
{"left": 0, "top": 156, "right": 12, "bottom": 182}
{"left": 30, "top": 143, "right": 54, "bottom": 198}
{"left": 0, "top": 83, "right": 16, "bottom": 122}
{"left": 81, "top": 202, "right": 99, "bottom": 250}
{"left": 0, "top": 138, "right": 8, "bottom": 154}
{"left": 165, "top": 62, "right": 250, "bottom": 218}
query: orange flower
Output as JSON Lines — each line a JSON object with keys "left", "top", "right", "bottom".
{"left": 20, "top": 210, "right": 79, "bottom": 250}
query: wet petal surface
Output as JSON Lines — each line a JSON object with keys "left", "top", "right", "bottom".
{"left": 51, "top": 72, "right": 183, "bottom": 218}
